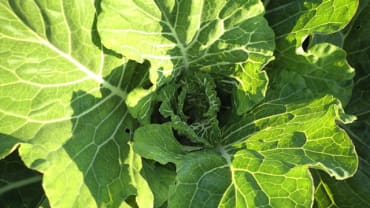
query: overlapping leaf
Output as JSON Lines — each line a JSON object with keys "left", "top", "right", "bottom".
{"left": 98, "top": 0, "right": 274, "bottom": 81}
{"left": 131, "top": 1, "right": 359, "bottom": 207}
{"left": 265, "top": 0, "right": 358, "bottom": 105}
{"left": 0, "top": 0, "right": 151, "bottom": 207}
{"left": 0, "top": 0, "right": 363, "bottom": 207}
{"left": 134, "top": 93, "right": 358, "bottom": 207}
{"left": 141, "top": 160, "right": 176, "bottom": 208}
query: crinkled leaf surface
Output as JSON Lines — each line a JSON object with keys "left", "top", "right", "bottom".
{"left": 98, "top": 0, "right": 275, "bottom": 115}
{"left": 158, "top": 71, "right": 221, "bottom": 145}
{"left": 0, "top": 0, "right": 151, "bottom": 207}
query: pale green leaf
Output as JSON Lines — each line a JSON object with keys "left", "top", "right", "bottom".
{"left": 98, "top": 0, "right": 274, "bottom": 83}
{"left": 126, "top": 143, "right": 154, "bottom": 208}
{"left": 0, "top": 0, "right": 149, "bottom": 207}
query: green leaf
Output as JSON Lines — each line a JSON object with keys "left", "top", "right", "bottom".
{"left": 126, "top": 87, "right": 155, "bottom": 124}
{"left": 0, "top": 0, "right": 150, "bottom": 207}
{"left": 232, "top": 64, "right": 269, "bottom": 115}
{"left": 0, "top": 0, "right": 363, "bottom": 207}
{"left": 344, "top": 2, "right": 370, "bottom": 79}
{"left": 133, "top": 124, "right": 186, "bottom": 165}
{"left": 141, "top": 160, "right": 176, "bottom": 208}
{"left": 265, "top": 0, "right": 358, "bottom": 106}
{"left": 313, "top": 2, "right": 370, "bottom": 207}
{"left": 313, "top": 112, "right": 370, "bottom": 207}
{"left": 170, "top": 151, "right": 312, "bottom": 208}
{"left": 134, "top": 95, "right": 358, "bottom": 208}
{"left": 265, "top": 0, "right": 358, "bottom": 51}
{"left": 126, "top": 143, "right": 154, "bottom": 208}
{"left": 224, "top": 95, "right": 357, "bottom": 179}
{"left": 268, "top": 43, "right": 355, "bottom": 106}
{"left": 98, "top": 0, "right": 274, "bottom": 83}
{"left": 0, "top": 134, "right": 21, "bottom": 159}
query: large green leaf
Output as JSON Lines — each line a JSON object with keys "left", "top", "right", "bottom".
{"left": 344, "top": 1, "right": 370, "bottom": 80}
{"left": 312, "top": 1, "right": 370, "bottom": 207}
{"left": 267, "top": 43, "right": 355, "bottom": 107}
{"left": 0, "top": 0, "right": 151, "bottom": 207}
{"left": 134, "top": 93, "right": 358, "bottom": 207}
{"left": 98, "top": 0, "right": 274, "bottom": 82}
{"left": 98, "top": 0, "right": 275, "bottom": 115}
{"left": 313, "top": 112, "right": 370, "bottom": 208}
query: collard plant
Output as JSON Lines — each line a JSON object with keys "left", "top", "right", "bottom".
{"left": 0, "top": 0, "right": 368, "bottom": 207}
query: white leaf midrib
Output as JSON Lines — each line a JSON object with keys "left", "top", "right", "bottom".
{"left": 41, "top": 40, "right": 127, "bottom": 99}
{"left": 154, "top": 1, "right": 190, "bottom": 70}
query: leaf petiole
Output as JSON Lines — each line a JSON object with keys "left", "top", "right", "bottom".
{"left": 0, "top": 175, "right": 42, "bottom": 195}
